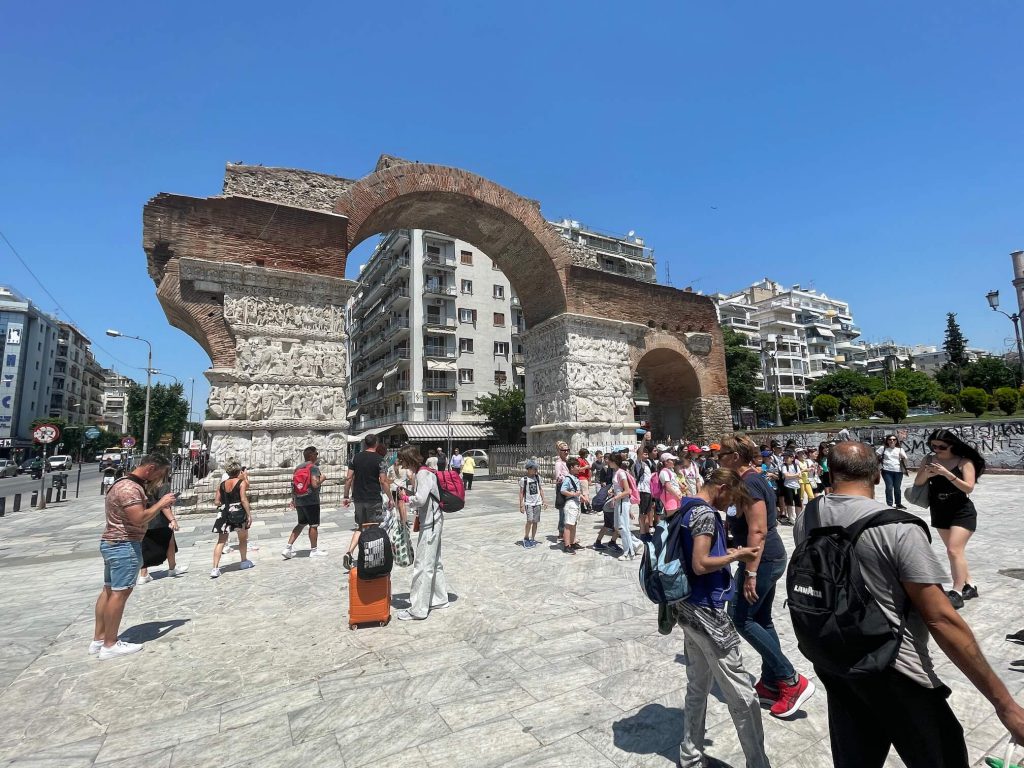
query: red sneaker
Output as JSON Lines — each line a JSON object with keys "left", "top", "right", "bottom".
{"left": 770, "top": 674, "right": 815, "bottom": 718}
{"left": 754, "top": 679, "right": 780, "bottom": 704}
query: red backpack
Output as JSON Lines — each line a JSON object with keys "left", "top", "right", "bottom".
{"left": 422, "top": 467, "right": 465, "bottom": 512}
{"left": 292, "top": 462, "right": 314, "bottom": 496}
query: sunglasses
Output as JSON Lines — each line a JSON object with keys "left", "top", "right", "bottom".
{"left": 930, "top": 443, "right": 950, "bottom": 451}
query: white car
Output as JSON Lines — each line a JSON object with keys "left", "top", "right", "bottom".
{"left": 0, "top": 459, "right": 17, "bottom": 478}
{"left": 46, "top": 455, "right": 73, "bottom": 471}
{"left": 462, "top": 449, "right": 488, "bottom": 468}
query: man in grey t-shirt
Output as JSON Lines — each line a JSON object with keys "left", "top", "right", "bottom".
{"left": 793, "top": 442, "right": 1024, "bottom": 767}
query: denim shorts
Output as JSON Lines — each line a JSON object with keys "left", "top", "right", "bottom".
{"left": 100, "top": 540, "right": 142, "bottom": 591}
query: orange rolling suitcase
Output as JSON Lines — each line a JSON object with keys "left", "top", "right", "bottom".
{"left": 348, "top": 567, "right": 391, "bottom": 629}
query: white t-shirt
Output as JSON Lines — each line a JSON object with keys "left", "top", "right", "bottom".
{"left": 520, "top": 474, "right": 543, "bottom": 506}
{"left": 878, "top": 446, "right": 908, "bottom": 473}
{"left": 658, "top": 468, "right": 681, "bottom": 499}
{"left": 635, "top": 460, "right": 652, "bottom": 493}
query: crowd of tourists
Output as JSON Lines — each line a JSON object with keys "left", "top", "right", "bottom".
{"left": 89, "top": 423, "right": 1020, "bottom": 767}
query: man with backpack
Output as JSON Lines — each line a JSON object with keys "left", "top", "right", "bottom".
{"left": 790, "top": 441, "right": 1024, "bottom": 767}
{"left": 282, "top": 446, "right": 327, "bottom": 559}
{"left": 342, "top": 433, "right": 394, "bottom": 527}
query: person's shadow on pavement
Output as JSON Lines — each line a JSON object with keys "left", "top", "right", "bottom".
{"left": 121, "top": 618, "right": 190, "bottom": 643}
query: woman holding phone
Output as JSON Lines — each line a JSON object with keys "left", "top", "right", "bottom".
{"left": 913, "top": 428, "right": 985, "bottom": 609}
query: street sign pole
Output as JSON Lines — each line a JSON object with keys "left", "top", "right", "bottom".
{"left": 37, "top": 442, "right": 47, "bottom": 510}
{"left": 33, "top": 424, "right": 60, "bottom": 510}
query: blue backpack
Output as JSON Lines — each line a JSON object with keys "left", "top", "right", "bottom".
{"left": 638, "top": 498, "right": 705, "bottom": 605}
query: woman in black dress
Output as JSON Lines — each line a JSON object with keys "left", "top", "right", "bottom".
{"left": 139, "top": 477, "right": 185, "bottom": 582}
{"left": 211, "top": 461, "right": 254, "bottom": 578}
{"left": 912, "top": 428, "right": 985, "bottom": 609}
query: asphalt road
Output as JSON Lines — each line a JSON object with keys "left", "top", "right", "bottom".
{"left": 0, "top": 463, "right": 102, "bottom": 502}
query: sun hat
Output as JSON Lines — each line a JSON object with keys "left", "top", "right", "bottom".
{"left": 661, "top": 453, "right": 678, "bottom": 461}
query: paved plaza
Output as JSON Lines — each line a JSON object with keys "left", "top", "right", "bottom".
{"left": 0, "top": 473, "right": 1021, "bottom": 767}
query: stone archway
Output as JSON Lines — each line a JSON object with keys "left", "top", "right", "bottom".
{"left": 142, "top": 156, "right": 731, "bottom": 493}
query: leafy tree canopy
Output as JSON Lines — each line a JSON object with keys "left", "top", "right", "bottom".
{"left": 993, "top": 387, "right": 1020, "bottom": 416}
{"left": 943, "top": 312, "right": 969, "bottom": 368}
{"left": 962, "top": 357, "right": 1017, "bottom": 393}
{"left": 889, "top": 368, "right": 942, "bottom": 406}
{"left": 778, "top": 396, "right": 798, "bottom": 426}
{"left": 127, "top": 382, "right": 189, "bottom": 451}
{"left": 958, "top": 387, "right": 989, "bottom": 418}
{"left": 474, "top": 387, "right": 526, "bottom": 444}
{"left": 721, "top": 326, "right": 761, "bottom": 409}
{"left": 812, "top": 394, "right": 840, "bottom": 422}
{"left": 849, "top": 395, "right": 875, "bottom": 419}
{"left": 874, "top": 389, "right": 908, "bottom": 424}
{"left": 808, "top": 370, "right": 882, "bottom": 407}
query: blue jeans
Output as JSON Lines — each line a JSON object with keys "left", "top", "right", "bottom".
{"left": 100, "top": 540, "right": 142, "bottom": 591}
{"left": 882, "top": 470, "right": 904, "bottom": 507}
{"left": 729, "top": 558, "right": 795, "bottom": 684}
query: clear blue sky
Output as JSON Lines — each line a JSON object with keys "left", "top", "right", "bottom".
{"left": 3, "top": 1, "right": 1022, "bottom": 416}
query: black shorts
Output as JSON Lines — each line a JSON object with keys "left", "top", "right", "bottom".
{"left": 639, "top": 492, "right": 653, "bottom": 516}
{"left": 782, "top": 486, "right": 802, "bottom": 507}
{"left": 930, "top": 500, "right": 977, "bottom": 532}
{"left": 602, "top": 501, "right": 615, "bottom": 530}
{"left": 296, "top": 504, "right": 321, "bottom": 528}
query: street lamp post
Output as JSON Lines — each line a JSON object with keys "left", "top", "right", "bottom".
{"left": 985, "top": 290, "right": 1024, "bottom": 385}
{"left": 107, "top": 330, "right": 153, "bottom": 455}
{"left": 765, "top": 335, "right": 783, "bottom": 427}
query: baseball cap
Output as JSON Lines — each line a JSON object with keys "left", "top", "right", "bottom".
{"left": 699, "top": 445, "right": 710, "bottom": 452}
{"left": 709, "top": 443, "right": 721, "bottom": 451}
{"left": 760, "top": 450, "right": 772, "bottom": 458}
{"left": 525, "top": 460, "right": 539, "bottom": 469}
{"left": 687, "top": 444, "right": 701, "bottom": 454}
{"left": 661, "top": 453, "right": 678, "bottom": 461}
{"left": 655, "top": 443, "right": 668, "bottom": 451}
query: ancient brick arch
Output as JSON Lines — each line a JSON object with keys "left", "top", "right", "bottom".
{"left": 336, "top": 161, "right": 572, "bottom": 326}
{"left": 142, "top": 156, "right": 731, "bottom": 477}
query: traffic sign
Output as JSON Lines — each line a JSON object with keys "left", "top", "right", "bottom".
{"left": 33, "top": 424, "right": 60, "bottom": 444}
{"left": 121, "top": 436, "right": 137, "bottom": 449}
{"left": 189, "top": 439, "right": 202, "bottom": 450}
{"left": 85, "top": 427, "right": 101, "bottom": 440}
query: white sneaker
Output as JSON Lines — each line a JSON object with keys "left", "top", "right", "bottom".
{"left": 138, "top": 574, "right": 153, "bottom": 584}
{"left": 310, "top": 549, "right": 328, "bottom": 558}
{"left": 281, "top": 547, "right": 294, "bottom": 560}
{"left": 223, "top": 544, "right": 234, "bottom": 554}
{"left": 210, "top": 568, "right": 221, "bottom": 579}
{"left": 617, "top": 553, "right": 633, "bottom": 561}
{"left": 97, "top": 640, "right": 142, "bottom": 661}
{"left": 168, "top": 564, "right": 188, "bottom": 577}
{"left": 88, "top": 640, "right": 103, "bottom": 655}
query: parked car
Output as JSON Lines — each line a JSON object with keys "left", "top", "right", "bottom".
{"left": 19, "top": 457, "right": 39, "bottom": 474}
{"left": 46, "top": 454, "right": 73, "bottom": 471}
{"left": 0, "top": 459, "right": 18, "bottom": 478}
{"left": 462, "top": 449, "right": 489, "bottom": 468}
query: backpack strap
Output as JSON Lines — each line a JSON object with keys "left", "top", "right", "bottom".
{"left": 846, "top": 508, "right": 932, "bottom": 544}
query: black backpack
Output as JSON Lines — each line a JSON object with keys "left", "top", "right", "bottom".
{"left": 356, "top": 525, "right": 394, "bottom": 579}
{"left": 786, "top": 498, "right": 931, "bottom": 678}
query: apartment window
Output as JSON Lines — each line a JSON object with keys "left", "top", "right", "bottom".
{"left": 458, "top": 368, "right": 474, "bottom": 383}
{"left": 493, "top": 312, "right": 505, "bottom": 327}
{"left": 458, "top": 308, "right": 477, "bottom": 324}
{"left": 462, "top": 399, "right": 476, "bottom": 413}
{"left": 461, "top": 279, "right": 473, "bottom": 294}
{"left": 494, "top": 370, "right": 507, "bottom": 385}
{"left": 426, "top": 306, "right": 441, "bottom": 324}
{"left": 460, "top": 250, "right": 473, "bottom": 265}
{"left": 493, "top": 285, "right": 505, "bottom": 299}
{"left": 494, "top": 341, "right": 509, "bottom": 356}
{"left": 459, "top": 338, "right": 474, "bottom": 354}
{"left": 427, "top": 399, "right": 444, "bottom": 421}
{"left": 426, "top": 244, "right": 441, "bottom": 256}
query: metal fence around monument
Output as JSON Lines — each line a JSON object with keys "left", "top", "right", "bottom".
{"left": 488, "top": 444, "right": 549, "bottom": 481}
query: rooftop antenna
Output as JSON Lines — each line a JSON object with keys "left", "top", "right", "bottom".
{"left": 664, "top": 261, "right": 671, "bottom": 286}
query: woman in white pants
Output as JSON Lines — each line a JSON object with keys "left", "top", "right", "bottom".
{"left": 396, "top": 445, "right": 449, "bottom": 621}
{"left": 606, "top": 453, "right": 642, "bottom": 562}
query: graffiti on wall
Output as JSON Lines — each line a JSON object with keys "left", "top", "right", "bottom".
{"left": 748, "top": 421, "right": 1024, "bottom": 470}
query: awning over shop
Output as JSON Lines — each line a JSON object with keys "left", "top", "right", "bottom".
{"left": 813, "top": 325, "right": 835, "bottom": 338}
{"left": 425, "top": 360, "right": 457, "bottom": 371}
{"left": 346, "top": 408, "right": 359, "bottom": 419}
{"left": 401, "top": 423, "right": 493, "bottom": 441}
{"left": 383, "top": 366, "right": 400, "bottom": 378}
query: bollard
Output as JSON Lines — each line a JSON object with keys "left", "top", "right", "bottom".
{"left": 0, "top": 497, "right": 5, "bottom": 517}
{"left": 13, "top": 493, "right": 21, "bottom": 512}
{"left": 31, "top": 491, "right": 38, "bottom": 506}
{"left": 61, "top": 488, "right": 67, "bottom": 501}
{"left": 45, "top": 488, "right": 52, "bottom": 504}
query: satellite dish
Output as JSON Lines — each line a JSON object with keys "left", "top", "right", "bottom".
{"left": 627, "top": 230, "right": 635, "bottom": 237}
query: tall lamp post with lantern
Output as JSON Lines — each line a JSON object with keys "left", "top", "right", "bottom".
{"left": 106, "top": 330, "right": 153, "bottom": 455}
{"left": 985, "top": 290, "right": 1024, "bottom": 385}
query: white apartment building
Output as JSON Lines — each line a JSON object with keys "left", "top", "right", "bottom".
{"left": 911, "top": 344, "right": 992, "bottom": 375}
{"left": 550, "top": 219, "right": 657, "bottom": 282}
{"left": 100, "top": 369, "right": 133, "bottom": 433}
{"left": 347, "top": 229, "right": 526, "bottom": 447}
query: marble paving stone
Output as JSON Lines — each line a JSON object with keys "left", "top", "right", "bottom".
{"left": 252, "top": 734, "right": 346, "bottom": 768}
{"left": 288, "top": 688, "right": 394, "bottom": 744}
{"left": 93, "top": 708, "right": 222, "bottom": 764}
{"left": 533, "top": 630, "right": 610, "bottom": 662}
{"left": 500, "top": 734, "right": 619, "bottom": 768}
{"left": 459, "top": 651, "right": 527, "bottom": 688}
{"left": 85, "top": 748, "right": 175, "bottom": 768}
{"left": 582, "top": 638, "right": 673, "bottom": 676}
{"left": 416, "top": 716, "right": 541, "bottom": 768}
{"left": 434, "top": 680, "right": 537, "bottom": 732}
{"left": 395, "top": 640, "right": 485, "bottom": 677}
{"left": 334, "top": 706, "right": 450, "bottom": 767}
{"left": 587, "top": 658, "right": 687, "bottom": 712}
{"left": 3, "top": 759, "right": 94, "bottom": 768}
{"left": 513, "top": 659, "right": 609, "bottom": 701}
{"left": 169, "top": 717, "right": 292, "bottom": 767}
{"left": 218, "top": 680, "right": 322, "bottom": 730}
{"left": 512, "top": 687, "right": 623, "bottom": 745}
{"left": 380, "top": 665, "right": 480, "bottom": 710}
{"left": 527, "top": 612, "right": 600, "bottom": 639}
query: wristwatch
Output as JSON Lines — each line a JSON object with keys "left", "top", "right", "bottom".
{"left": 745, "top": 571, "right": 757, "bottom": 579}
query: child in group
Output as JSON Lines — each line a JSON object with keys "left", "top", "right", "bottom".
{"left": 560, "top": 457, "right": 585, "bottom": 554}
{"left": 519, "top": 460, "right": 545, "bottom": 548}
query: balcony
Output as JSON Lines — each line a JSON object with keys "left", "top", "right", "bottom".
{"left": 424, "top": 318, "right": 457, "bottom": 333}
{"left": 385, "top": 255, "right": 411, "bottom": 281}
{"left": 423, "top": 282, "right": 457, "bottom": 298}
{"left": 384, "top": 347, "right": 412, "bottom": 365}
{"left": 385, "top": 317, "right": 411, "bottom": 339}
{"left": 423, "top": 344, "right": 457, "bottom": 359}
{"left": 512, "top": 353, "right": 526, "bottom": 365}
{"left": 511, "top": 324, "right": 525, "bottom": 337}
{"left": 425, "top": 253, "right": 457, "bottom": 270}
{"left": 424, "top": 377, "right": 457, "bottom": 392}
{"left": 511, "top": 296, "right": 521, "bottom": 307}
{"left": 382, "top": 286, "right": 411, "bottom": 311}
{"left": 357, "top": 410, "right": 409, "bottom": 431}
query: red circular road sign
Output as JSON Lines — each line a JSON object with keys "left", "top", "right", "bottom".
{"left": 33, "top": 424, "right": 60, "bottom": 444}
{"left": 121, "top": 436, "right": 137, "bottom": 449}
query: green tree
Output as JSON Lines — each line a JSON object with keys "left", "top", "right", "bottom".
{"left": 938, "top": 393, "right": 959, "bottom": 413}
{"left": 721, "top": 326, "right": 761, "bottom": 409}
{"left": 993, "top": 387, "right": 1019, "bottom": 415}
{"left": 808, "top": 370, "right": 882, "bottom": 408}
{"left": 778, "top": 396, "right": 798, "bottom": 426}
{"left": 958, "top": 387, "right": 989, "bottom": 418}
{"left": 943, "top": 312, "right": 969, "bottom": 368}
{"left": 874, "top": 389, "right": 908, "bottom": 423}
{"left": 754, "top": 392, "right": 777, "bottom": 421}
{"left": 127, "top": 382, "right": 189, "bottom": 451}
{"left": 889, "top": 368, "right": 942, "bottom": 406}
{"left": 962, "top": 357, "right": 1017, "bottom": 393}
{"left": 812, "top": 394, "right": 840, "bottom": 422}
{"left": 849, "top": 394, "right": 875, "bottom": 419}
{"left": 474, "top": 387, "right": 526, "bottom": 444}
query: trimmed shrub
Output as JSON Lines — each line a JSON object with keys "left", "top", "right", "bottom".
{"left": 959, "top": 387, "right": 989, "bottom": 418}
{"left": 779, "top": 396, "right": 798, "bottom": 426}
{"left": 812, "top": 394, "right": 841, "bottom": 422}
{"left": 850, "top": 395, "right": 875, "bottom": 419}
{"left": 874, "top": 389, "right": 908, "bottom": 424}
{"left": 994, "top": 387, "right": 1019, "bottom": 415}
{"left": 938, "top": 393, "right": 959, "bottom": 413}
